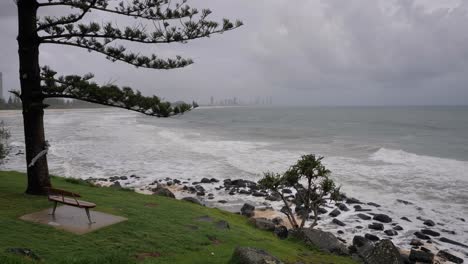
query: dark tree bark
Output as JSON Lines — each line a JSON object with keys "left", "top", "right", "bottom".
{"left": 17, "top": 0, "right": 51, "bottom": 195}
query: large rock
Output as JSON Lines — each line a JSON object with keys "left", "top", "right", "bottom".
{"left": 293, "top": 228, "right": 348, "bottom": 255}
{"left": 200, "top": 177, "right": 211, "bottom": 183}
{"left": 232, "top": 247, "right": 283, "bottom": 264}
{"left": 352, "top": 236, "right": 375, "bottom": 260}
{"left": 423, "top": 219, "right": 435, "bottom": 227}
{"left": 384, "top": 230, "right": 398, "bottom": 236}
{"left": 337, "top": 203, "right": 350, "bottom": 211}
{"left": 241, "top": 203, "right": 255, "bottom": 218}
{"left": 365, "top": 240, "right": 403, "bottom": 264}
{"left": 414, "top": 231, "right": 430, "bottom": 240}
{"left": 329, "top": 208, "right": 341, "bottom": 217}
{"left": 439, "top": 237, "right": 468, "bottom": 248}
{"left": 332, "top": 218, "right": 346, "bottom": 227}
{"left": 409, "top": 249, "right": 434, "bottom": 263}
{"left": 181, "top": 197, "right": 203, "bottom": 206}
{"left": 373, "top": 214, "right": 392, "bottom": 223}
{"left": 368, "top": 222, "right": 384, "bottom": 231}
{"left": 365, "top": 233, "right": 380, "bottom": 242}
{"left": 357, "top": 213, "right": 372, "bottom": 220}
{"left": 437, "top": 250, "right": 464, "bottom": 264}
{"left": 346, "top": 197, "right": 363, "bottom": 204}
{"left": 421, "top": 229, "right": 440, "bottom": 237}
{"left": 152, "top": 186, "right": 175, "bottom": 198}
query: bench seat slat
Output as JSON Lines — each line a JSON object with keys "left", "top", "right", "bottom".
{"left": 48, "top": 195, "right": 96, "bottom": 208}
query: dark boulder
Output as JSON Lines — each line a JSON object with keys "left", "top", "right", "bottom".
{"left": 329, "top": 208, "right": 341, "bottom": 217}
{"left": 181, "top": 197, "right": 203, "bottom": 206}
{"left": 152, "top": 186, "right": 175, "bottom": 198}
{"left": 194, "top": 185, "right": 205, "bottom": 193}
{"left": 352, "top": 236, "right": 375, "bottom": 262}
{"left": 274, "top": 226, "right": 288, "bottom": 240}
{"left": 439, "top": 237, "right": 468, "bottom": 249}
{"left": 369, "top": 222, "right": 384, "bottom": 231}
{"left": 365, "top": 233, "right": 380, "bottom": 242}
{"left": 393, "top": 225, "right": 403, "bottom": 231}
{"left": 423, "top": 219, "right": 435, "bottom": 227}
{"left": 173, "top": 179, "right": 181, "bottom": 184}
{"left": 346, "top": 197, "right": 363, "bottom": 204}
{"left": 293, "top": 228, "right": 348, "bottom": 255}
{"left": 401, "top": 217, "right": 412, "bottom": 222}
{"left": 252, "top": 191, "right": 267, "bottom": 197}
{"left": 232, "top": 247, "right": 283, "bottom": 264}
{"left": 332, "top": 219, "right": 346, "bottom": 227}
{"left": 111, "top": 181, "right": 122, "bottom": 189}
{"left": 414, "top": 232, "right": 431, "bottom": 240}
{"left": 200, "top": 178, "right": 211, "bottom": 183}
{"left": 365, "top": 240, "right": 403, "bottom": 264}
{"left": 437, "top": 250, "right": 464, "bottom": 264}
{"left": 353, "top": 235, "right": 370, "bottom": 248}
{"left": 232, "top": 179, "right": 257, "bottom": 188}
{"left": 223, "top": 179, "right": 232, "bottom": 186}
{"left": 373, "top": 214, "right": 392, "bottom": 223}
{"left": 317, "top": 207, "right": 328, "bottom": 214}
{"left": 281, "top": 188, "right": 292, "bottom": 194}
{"left": 396, "top": 199, "right": 413, "bottom": 205}
{"left": 409, "top": 249, "right": 434, "bottom": 263}
{"left": 241, "top": 203, "right": 255, "bottom": 218}
{"left": 337, "top": 203, "right": 350, "bottom": 211}
{"left": 357, "top": 213, "right": 371, "bottom": 220}
{"left": 367, "top": 202, "right": 381, "bottom": 208}
{"left": 239, "top": 189, "right": 252, "bottom": 195}
{"left": 210, "top": 178, "right": 219, "bottom": 183}
{"left": 421, "top": 229, "right": 440, "bottom": 237}
{"left": 384, "top": 230, "right": 398, "bottom": 236}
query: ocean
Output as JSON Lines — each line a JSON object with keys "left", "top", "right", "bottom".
{"left": 1, "top": 106, "right": 467, "bottom": 256}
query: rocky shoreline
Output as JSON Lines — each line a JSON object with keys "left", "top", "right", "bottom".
{"left": 87, "top": 175, "right": 467, "bottom": 264}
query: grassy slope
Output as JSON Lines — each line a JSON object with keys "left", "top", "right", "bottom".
{"left": 0, "top": 171, "right": 357, "bottom": 264}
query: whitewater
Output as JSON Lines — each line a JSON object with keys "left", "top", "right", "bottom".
{"left": 0, "top": 106, "right": 467, "bottom": 259}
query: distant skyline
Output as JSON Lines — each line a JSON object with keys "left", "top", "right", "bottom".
{"left": 1, "top": 0, "right": 468, "bottom": 106}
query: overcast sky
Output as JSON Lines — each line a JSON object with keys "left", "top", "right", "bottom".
{"left": 1, "top": 0, "right": 468, "bottom": 106}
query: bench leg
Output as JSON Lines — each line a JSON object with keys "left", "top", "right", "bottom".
{"left": 51, "top": 201, "right": 58, "bottom": 216}
{"left": 85, "top": 208, "right": 93, "bottom": 224}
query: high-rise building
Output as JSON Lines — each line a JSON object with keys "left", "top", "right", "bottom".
{"left": 0, "top": 72, "right": 3, "bottom": 100}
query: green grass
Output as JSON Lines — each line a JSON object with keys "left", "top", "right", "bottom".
{"left": 0, "top": 171, "right": 357, "bottom": 264}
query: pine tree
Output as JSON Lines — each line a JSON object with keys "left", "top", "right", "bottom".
{"left": 15, "top": 0, "right": 242, "bottom": 194}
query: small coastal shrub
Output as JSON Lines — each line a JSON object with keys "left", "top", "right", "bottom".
{"left": 259, "top": 154, "right": 342, "bottom": 229}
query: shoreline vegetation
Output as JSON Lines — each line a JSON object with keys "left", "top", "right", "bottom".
{"left": 0, "top": 170, "right": 357, "bottom": 264}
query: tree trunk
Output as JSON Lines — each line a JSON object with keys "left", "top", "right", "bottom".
{"left": 17, "top": 0, "right": 50, "bottom": 195}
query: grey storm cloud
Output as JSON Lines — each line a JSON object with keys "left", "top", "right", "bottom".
{"left": 0, "top": 0, "right": 467, "bottom": 105}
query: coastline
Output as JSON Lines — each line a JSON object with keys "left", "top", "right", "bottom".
{"left": 87, "top": 175, "right": 467, "bottom": 263}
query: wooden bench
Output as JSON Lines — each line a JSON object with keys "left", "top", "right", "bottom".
{"left": 45, "top": 188, "right": 96, "bottom": 224}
